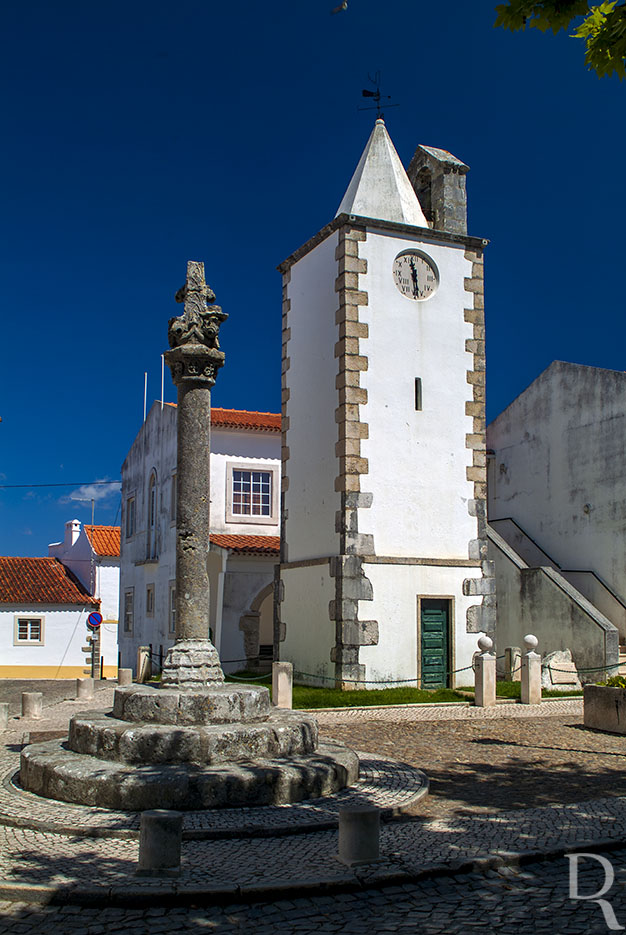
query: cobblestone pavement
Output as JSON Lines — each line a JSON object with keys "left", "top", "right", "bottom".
{"left": 0, "top": 745, "right": 428, "bottom": 836}
{"left": 0, "top": 681, "right": 112, "bottom": 719}
{"left": 314, "top": 697, "right": 583, "bottom": 723}
{"left": 2, "top": 846, "right": 626, "bottom": 933}
{"left": 3, "top": 787, "right": 626, "bottom": 894}
{"left": 319, "top": 705, "right": 626, "bottom": 821}
{"left": 3, "top": 688, "right": 626, "bottom": 932}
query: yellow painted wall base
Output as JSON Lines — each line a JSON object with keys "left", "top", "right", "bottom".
{"left": 0, "top": 665, "right": 119, "bottom": 679}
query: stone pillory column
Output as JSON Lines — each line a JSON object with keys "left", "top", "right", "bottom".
{"left": 161, "top": 261, "right": 228, "bottom": 689}
{"left": 18, "top": 259, "right": 360, "bottom": 812}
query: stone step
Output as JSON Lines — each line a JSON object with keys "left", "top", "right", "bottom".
{"left": 112, "top": 682, "right": 271, "bottom": 725}
{"left": 20, "top": 739, "right": 359, "bottom": 810}
{"left": 67, "top": 708, "right": 319, "bottom": 765}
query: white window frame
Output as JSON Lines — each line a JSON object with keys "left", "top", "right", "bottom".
{"left": 123, "top": 588, "right": 134, "bottom": 633}
{"left": 225, "top": 463, "right": 279, "bottom": 526}
{"left": 14, "top": 616, "right": 45, "bottom": 646}
{"left": 146, "top": 583, "right": 155, "bottom": 618}
{"left": 125, "top": 495, "right": 136, "bottom": 539}
{"left": 170, "top": 472, "right": 177, "bottom": 524}
{"left": 147, "top": 472, "right": 158, "bottom": 559}
{"left": 168, "top": 581, "right": 176, "bottom": 635}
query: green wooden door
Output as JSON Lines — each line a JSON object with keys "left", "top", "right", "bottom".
{"left": 420, "top": 599, "right": 449, "bottom": 688}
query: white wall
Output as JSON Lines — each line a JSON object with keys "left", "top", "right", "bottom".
{"left": 49, "top": 526, "right": 120, "bottom": 622}
{"left": 488, "top": 361, "right": 626, "bottom": 606}
{"left": 210, "top": 428, "right": 280, "bottom": 536}
{"left": 358, "top": 231, "right": 477, "bottom": 559}
{"left": 280, "top": 563, "right": 336, "bottom": 684}
{"left": 100, "top": 620, "right": 119, "bottom": 676}
{"left": 118, "top": 402, "right": 280, "bottom": 672}
{"left": 220, "top": 554, "right": 276, "bottom": 672}
{"left": 283, "top": 234, "right": 342, "bottom": 562}
{"left": 119, "top": 402, "right": 178, "bottom": 669}
{"left": 360, "top": 563, "right": 482, "bottom": 687}
{"left": 488, "top": 529, "right": 619, "bottom": 678}
{"left": 0, "top": 604, "right": 94, "bottom": 678}
{"left": 94, "top": 562, "right": 120, "bottom": 622}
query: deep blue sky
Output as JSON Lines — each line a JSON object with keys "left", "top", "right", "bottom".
{"left": 1, "top": 0, "right": 624, "bottom": 556}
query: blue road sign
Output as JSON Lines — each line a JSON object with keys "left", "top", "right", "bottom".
{"left": 87, "top": 612, "right": 103, "bottom": 629}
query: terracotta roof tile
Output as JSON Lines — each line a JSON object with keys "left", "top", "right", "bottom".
{"left": 210, "top": 534, "right": 280, "bottom": 555}
{"left": 0, "top": 557, "right": 99, "bottom": 606}
{"left": 211, "top": 409, "right": 280, "bottom": 432}
{"left": 164, "top": 404, "right": 280, "bottom": 432}
{"left": 84, "top": 525, "right": 120, "bottom": 557}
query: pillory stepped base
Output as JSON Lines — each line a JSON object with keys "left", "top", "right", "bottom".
{"left": 19, "top": 678, "right": 359, "bottom": 809}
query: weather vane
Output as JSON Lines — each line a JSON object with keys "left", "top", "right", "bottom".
{"left": 358, "top": 71, "right": 399, "bottom": 119}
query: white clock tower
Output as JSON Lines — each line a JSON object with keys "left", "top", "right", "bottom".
{"left": 277, "top": 119, "right": 494, "bottom": 689}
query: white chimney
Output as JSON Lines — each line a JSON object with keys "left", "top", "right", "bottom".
{"left": 65, "top": 519, "right": 81, "bottom": 549}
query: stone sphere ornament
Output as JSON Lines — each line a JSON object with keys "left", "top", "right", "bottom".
{"left": 523, "top": 634, "right": 539, "bottom": 653}
{"left": 477, "top": 635, "right": 493, "bottom": 653}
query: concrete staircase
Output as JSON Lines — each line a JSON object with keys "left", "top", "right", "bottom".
{"left": 487, "top": 520, "right": 621, "bottom": 678}
{"left": 489, "top": 518, "right": 626, "bottom": 648}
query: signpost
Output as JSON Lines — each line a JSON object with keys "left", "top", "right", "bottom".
{"left": 84, "top": 612, "right": 103, "bottom": 679}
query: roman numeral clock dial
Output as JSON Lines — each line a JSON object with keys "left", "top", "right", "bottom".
{"left": 392, "top": 250, "right": 439, "bottom": 301}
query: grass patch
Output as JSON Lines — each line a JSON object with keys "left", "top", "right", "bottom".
{"left": 542, "top": 688, "right": 584, "bottom": 697}
{"left": 225, "top": 672, "right": 468, "bottom": 707}
{"left": 458, "top": 681, "right": 583, "bottom": 699}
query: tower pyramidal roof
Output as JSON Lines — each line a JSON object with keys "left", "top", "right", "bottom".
{"left": 335, "top": 118, "right": 428, "bottom": 228}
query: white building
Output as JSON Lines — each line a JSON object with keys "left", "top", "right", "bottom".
{"left": 49, "top": 520, "right": 120, "bottom": 621}
{"left": 487, "top": 360, "right": 624, "bottom": 674}
{"left": 0, "top": 556, "right": 100, "bottom": 678}
{"left": 277, "top": 119, "right": 493, "bottom": 689}
{"left": 48, "top": 520, "right": 120, "bottom": 677}
{"left": 118, "top": 401, "right": 280, "bottom": 674}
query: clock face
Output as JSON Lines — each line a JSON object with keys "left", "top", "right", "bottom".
{"left": 392, "top": 250, "right": 439, "bottom": 301}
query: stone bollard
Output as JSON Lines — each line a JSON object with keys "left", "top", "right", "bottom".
{"left": 272, "top": 661, "right": 293, "bottom": 709}
{"left": 137, "top": 810, "right": 183, "bottom": 876}
{"left": 21, "top": 692, "right": 43, "bottom": 720}
{"left": 337, "top": 806, "right": 381, "bottom": 866}
{"left": 137, "top": 646, "right": 152, "bottom": 684}
{"left": 474, "top": 636, "right": 496, "bottom": 707}
{"left": 521, "top": 634, "right": 542, "bottom": 705}
{"left": 76, "top": 678, "right": 94, "bottom": 701}
{"left": 0, "top": 703, "right": 9, "bottom": 730}
{"left": 117, "top": 668, "right": 133, "bottom": 686}
{"left": 504, "top": 646, "right": 522, "bottom": 682}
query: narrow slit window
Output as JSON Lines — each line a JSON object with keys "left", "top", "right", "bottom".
{"left": 415, "top": 377, "right": 423, "bottom": 411}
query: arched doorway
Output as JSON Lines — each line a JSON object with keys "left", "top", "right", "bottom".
{"left": 238, "top": 582, "right": 274, "bottom": 672}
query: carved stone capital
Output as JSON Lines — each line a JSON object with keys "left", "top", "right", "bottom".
{"left": 164, "top": 344, "right": 225, "bottom": 388}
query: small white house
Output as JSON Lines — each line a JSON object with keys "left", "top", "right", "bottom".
{"left": 118, "top": 402, "right": 280, "bottom": 674}
{"left": 0, "top": 556, "right": 100, "bottom": 678}
{"left": 49, "top": 520, "right": 120, "bottom": 677}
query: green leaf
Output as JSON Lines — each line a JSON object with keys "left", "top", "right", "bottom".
{"left": 495, "top": 0, "right": 626, "bottom": 78}
{"left": 494, "top": 1, "right": 590, "bottom": 33}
